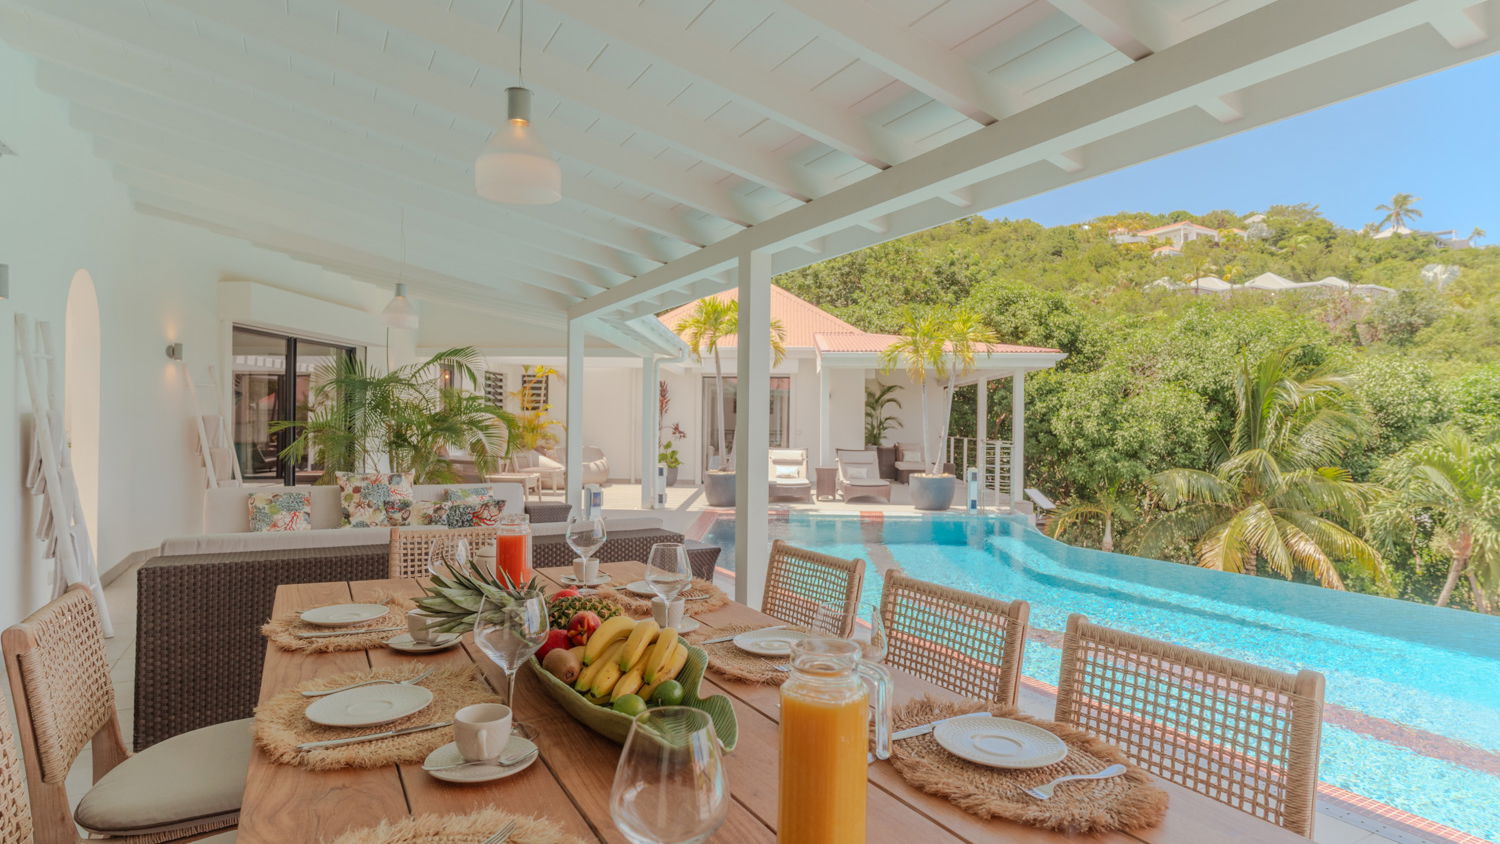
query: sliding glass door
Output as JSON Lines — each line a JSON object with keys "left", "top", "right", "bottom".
{"left": 231, "top": 327, "right": 356, "bottom": 485}
{"left": 700, "top": 376, "right": 791, "bottom": 470}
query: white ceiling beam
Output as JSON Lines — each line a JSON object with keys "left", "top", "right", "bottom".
{"left": 152, "top": 0, "right": 779, "bottom": 223}
{"left": 774, "top": 0, "right": 1004, "bottom": 124}
{"left": 1046, "top": 149, "right": 1085, "bottom": 172}
{"left": 1199, "top": 93, "right": 1245, "bottom": 123}
{"left": 322, "top": 0, "right": 823, "bottom": 201}
{"left": 532, "top": 0, "right": 900, "bottom": 168}
{"left": 1430, "top": 5, "right": 1488, "bottom": 46}
{"left": 1, "top": 5, "right": 720, "bottom": 252}
{"left": 575, "top": 0, "right": 1497, "bottom": 319}
{"left": 1047, "top": 0, "right": 1177, "bottom": 60}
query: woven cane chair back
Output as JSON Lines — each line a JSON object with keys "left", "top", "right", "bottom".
{"left": 878, "top": 570, "right": 1029, "bottom": 704}
{"left": 2, "top": 585, "right": 115, "bottom": 785}
{"left": 389, "top": 527, "right": 500, "bottom": 579}
{"left": 0, "top": 690, "right": 31, "bottom": 844}
{"left": 761, "top": 541, "right": 865, "bottom": 637}
{"left": 1055, "top": 614, "right": 1325, "bottom": 837}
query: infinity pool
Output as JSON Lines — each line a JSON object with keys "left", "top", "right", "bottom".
{"left": 702, "top": 513, "right": 1500, "bottom": 841}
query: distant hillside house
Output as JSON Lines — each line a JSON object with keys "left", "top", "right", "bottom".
{"left": 1113, "top": 220, "right": 1239, "bottom": 255}
{"left": 1371, "top": 224, "right": 1472, "bottom": 249}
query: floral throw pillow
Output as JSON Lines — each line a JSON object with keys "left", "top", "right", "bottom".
{"left": 384, "top": 498, "right": 414, "bottom": 527}
{"left": 409, "top": 500, "right": 450, "bottom": 527}
{"left": 336, "top": 471, "right": 414, "bottom": 528}
{"left": 443, "top": 497, "right": 505, "bottom": 528}
{"left": 446, "top": 487, "right": 494, "bottom": 503}
{"left": 248, "top": 491, "right": 312, "bottom": 532}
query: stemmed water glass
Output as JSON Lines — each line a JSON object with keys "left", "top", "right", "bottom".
{"left": 565, "top": 509, "right": 608, "bottom": 567}
{"left": 427, "top": 537, "right": 470, "bottom": 579}
{"left": 472, "top": 592, "right": 549, "bottom": 740}
{"left": 811, "top": 601, "right": 886, "bottom": 662}
{"left": 610, "top": 707, "right": 729, "bottom": 844}
{"left": 644, "top": 543, "right": 692, "bottom": 603}
{"left": 860, "top": 604, "right": 888, "bottom": 663}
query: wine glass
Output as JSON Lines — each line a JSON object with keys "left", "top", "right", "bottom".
{"left": 472, "top": 592, "right": 549, "bottom": 740}
{"left": 810, "top": 600, "right": 848, "bottom": 636}
{"left": 427, "top": 537, "right": 470, "bottom": 579}
{"left": 611, "top": 707, "right": 729, "bottom": 844}
{"left": 644, "top": 543, "right": 691, "bottom": 603}
{"left": 860, "top": 604, "right": 888, "bottom": 663}
{"left": 565, "top": 509, "right": 608, "bottom": 565}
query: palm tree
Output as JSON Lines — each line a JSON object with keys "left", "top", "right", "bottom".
{"left": 1050, "top": 482, "right": 1136, "bottom": 552}
{"left": 673, "top": 297, "right": 787, "bottom": 469}
{"left": 1470, "top": 227, "right": 1486, "bottom": 245}
{"left": 864, "top": 382, "right": 903, "bottom": 447}
{"left": 1368, "top": 426, "right": 1499, "bottom": 611}
{"left": 880, "top": 308, "right": 947, "bottom": 473}
{"left": 932, "top": 309, "right": 997, "bottom": 475}
{"left": 1139, "top": 348, "right": 1384, "bottom": 589}
{"left": 1375, "top": 193, "right": 1422, "bottom": 233}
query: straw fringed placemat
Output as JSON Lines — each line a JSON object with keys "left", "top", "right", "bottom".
{"left": 890, "top": 697, "right": 1168, "bottom": 835}
{"left": 593, "top": 578, "right": 729, "bottom": 619}
{"left": 322, "top": 808, "right": 587, "bottom": 844}
{"left": 261, "top": 593, "right": 410, "bottom": 653}
{"left": 255, "top": 665, "right": 501, "bottom": 770}
{"left": 685, "top": 624, "right": 804, "bottom": 685}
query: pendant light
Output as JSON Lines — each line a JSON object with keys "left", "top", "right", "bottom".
{"left": 382, "top": 210, "right": 420, "bottom": 329}
{"left": 476, "top": 0, "right": 561, "bottom": 204}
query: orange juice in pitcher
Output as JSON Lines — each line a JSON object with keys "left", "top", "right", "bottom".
{"left": 778, "top": 637, "right": 891, "bottom": 844}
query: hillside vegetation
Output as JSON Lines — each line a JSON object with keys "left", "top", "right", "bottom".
{"left": 777, "top": 204, "right": 1500, "bottom": 612}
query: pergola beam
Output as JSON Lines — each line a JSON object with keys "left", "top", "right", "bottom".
{"left": 1048, "top": 0, "right": 1177, "bottom": 60}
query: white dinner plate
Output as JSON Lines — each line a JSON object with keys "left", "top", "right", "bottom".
{"left": 622, "top": 580, "right": 656, "bottom": 597}
{"left": 299, "top": 603, "right": 390, "bottom": 627}
{"left": 733, "top": 628, "right": 810, "bottom": 657}
{"left": 385, "top": 632, "right": 463, "bottom": 654}
{"left": 560, "top": 573, "right": 612, "bottom": 587}
{"left": 304, "top": 683, "right": 434, "bottom": 728}
{"left": 422, "top": 736, "right": 538, "bottom": 784}
{"left": 932, "top": 716, "right": 1068, "bottom": 769}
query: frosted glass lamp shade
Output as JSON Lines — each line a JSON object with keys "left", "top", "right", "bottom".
{"left": 382, "top": 283, "right": 419, "bottom": 329}
{"left": 476, "top": 122, "right": 562, "bottom": 205}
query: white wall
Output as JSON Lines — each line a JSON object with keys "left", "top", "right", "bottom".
{"left": 0, "top": 46, "right": 392, "bottom": 627}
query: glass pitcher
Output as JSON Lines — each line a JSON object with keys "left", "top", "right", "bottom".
{"left": 778, "top": 637, "right": 892, "bottom": 844}
{"left": 495, "top": 513, "right": 533, "bottom": 587}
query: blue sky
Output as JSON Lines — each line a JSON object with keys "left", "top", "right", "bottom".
{"left": 984, "top": 53, "right": 1500, "bottom": 238}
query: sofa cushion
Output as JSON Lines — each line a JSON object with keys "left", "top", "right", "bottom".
{"left": 337, "top": 472, "right": 414, "bottom": 527}
{"left": 247, "top": 490, "right": 312, "bottom": 532}
{"left": 161, "top": 527, "right": 392, "bottom": 556}
{"left": 202, "top": 483, "right": 527, "bottom": 533}
{"left": 75, "top": 718, "right": 250, "bottom": 836}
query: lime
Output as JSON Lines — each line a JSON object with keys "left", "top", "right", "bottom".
{"left": 650, "top": 680, "right": 685, "bottom": 707}
{"left": 612, "top": 694, "right": 648, "bottom": 717}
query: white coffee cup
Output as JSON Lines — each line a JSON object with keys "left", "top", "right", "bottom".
{"left": 572, "top": 557, "right": 599, "bottom": 584}
{"left": 454, "top": 703, "right": 512, "bottom": 762}
{"left": 651, "top": 597, "right": 685, "bottom": 629}
{"left": 406, "top": 609, "right": 438, "bottom": 644}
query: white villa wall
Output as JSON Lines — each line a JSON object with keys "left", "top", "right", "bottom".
{"left": 0, "top": 47, "right": 394, "bottom": 627}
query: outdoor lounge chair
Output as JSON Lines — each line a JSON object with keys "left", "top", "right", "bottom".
{"left": 894, "top": 441, "right": 926, "bottom": 483}
{"left": 879, "top": 569, "right": 1030, "bottom": 705}
{"left": 768, "top": 448, "right": 813, "bottom": 501}
{"left": 581, "top": 445, "right": 609, "bottom": 486}
{"left": 1056, "top": 614, "right": 1325, "bottom": 838}
{"left": 835, "top": 448, "right": 891, "bottom": 503}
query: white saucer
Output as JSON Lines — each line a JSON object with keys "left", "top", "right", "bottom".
{"left": 423, "top": 736, "right": 539, "bottom": 783}
{"left": 671, "top": 617, "right": 701, "bottom": 634}
{"left": 733, "top": 628, "right": 809, "bottom": 657}
{"left": 385, "top": 632, "right": 463, "bottom": 654}
{"left": 304, "top": 683, "right": 434, "bottom": 728}
{"left": 622, "top": 580, "right": 656, "bottom": 597}
{"left": 300, "top": 603, "right": 389, "bottom": 627}
{"left": 932, "top": 716, "right": 1068, "bottom": 769}
{"left": 560, "top": 573, "right": 612, "bottom": 587}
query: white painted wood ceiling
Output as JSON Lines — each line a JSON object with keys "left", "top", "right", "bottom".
{"left": 2, "top": 0, "right": 1495, "bottom": 348}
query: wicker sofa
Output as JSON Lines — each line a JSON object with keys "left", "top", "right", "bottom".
{"left": 134, "top": 483, "right": 718, "bottom": 749}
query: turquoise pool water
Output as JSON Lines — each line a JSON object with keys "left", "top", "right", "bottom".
{"left": 703, "top": 513, "right": 1500, "bottom": 840}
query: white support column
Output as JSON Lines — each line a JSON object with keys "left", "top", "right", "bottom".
{"left": 817, "top": 357, "right": 831, "bottom": 468}
{"left": 976, "top": 378, "right": 988, "bottom": 499}
{"left": 1010, "top": 369, "right": 1025, "bottom": 505}
{"left": 734, "top": 250, "right": 772, "bottom": 608}
{"left": 640, "top": 354, "right": 660, "bottom": 509}
{"left": 565, "top": 318, "right": 586, "bottom": 510}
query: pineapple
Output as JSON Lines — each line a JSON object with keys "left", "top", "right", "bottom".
{"left": 414, "top": 557, "right": 544, "bottom": 634}
{"left": 548, "top": 596, "right": 622, "bottom": 630}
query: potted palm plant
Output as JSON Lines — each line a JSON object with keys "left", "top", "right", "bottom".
{"left": 881, "top": 308, "right": 995, "bottom": 511}
{"left": 674, "top": 297, "right": 786, "bottom": 507}
{"left": 865, "top": 382, "right": 902, "bottom": 480}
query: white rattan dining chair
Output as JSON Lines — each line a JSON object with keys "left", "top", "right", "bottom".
{"left": 2, "top": 584, "right": 249, "bottom": 844}
{"left": 1055, "top": 614, "right": 1325, "bottom": 838}
{"left": 878, "top": 569, "right": 1030, "bottom": 705}
{"left": 388, "top": 526, "right": 499, "bottom": 579}
{"left": 761, "top": 540, "right": 865, "bottom": 637}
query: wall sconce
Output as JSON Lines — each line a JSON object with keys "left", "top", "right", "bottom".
{"left": 165, "top": 342, "right": 184, "bottom": 361}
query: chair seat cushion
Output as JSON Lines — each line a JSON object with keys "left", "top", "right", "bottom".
{"left": 846, "top": 478, "right": 889, "bottom": 487}
{"left": 75, "top": 719, "right": 252, "bottom": 836}
{"left": 772, "top": 478, "right": 812, "bottom": 487}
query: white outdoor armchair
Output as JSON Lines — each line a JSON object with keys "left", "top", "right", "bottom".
{"left": 768, "top": 448, "right": 812, "bottom": 502}
{"left": 835, "top": 448, "right": 892, "bottom": 503}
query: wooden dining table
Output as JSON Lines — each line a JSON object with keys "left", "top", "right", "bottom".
{"left": 237, "top": 562, "right": 1307, "bottom": 843}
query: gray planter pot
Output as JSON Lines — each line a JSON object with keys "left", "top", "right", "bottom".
{"left": 704, "top": 471, "right": 736, "bottom": 507}
{"left": 910, "top": 473, "right": 957, "bottom": 511}
{"left": 664, "top": 466, "right": 680, "bottom": 487}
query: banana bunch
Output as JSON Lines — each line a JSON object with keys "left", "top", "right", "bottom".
{"left": 575, "top": 617, "right": 691, "bottom": 704}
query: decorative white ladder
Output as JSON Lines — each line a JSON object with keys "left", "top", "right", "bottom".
{"left": 185, "top": 364, "right": 242, "bottom": 489}
{"left": 15, "top": 314, "right": 113, "bottom": 636}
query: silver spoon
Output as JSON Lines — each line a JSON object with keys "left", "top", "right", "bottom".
{"left": 300, "top": 668, "right": 435, "bottom": 697}
{"left": 422, "top": 746, "right": 539, "bottom": 772}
